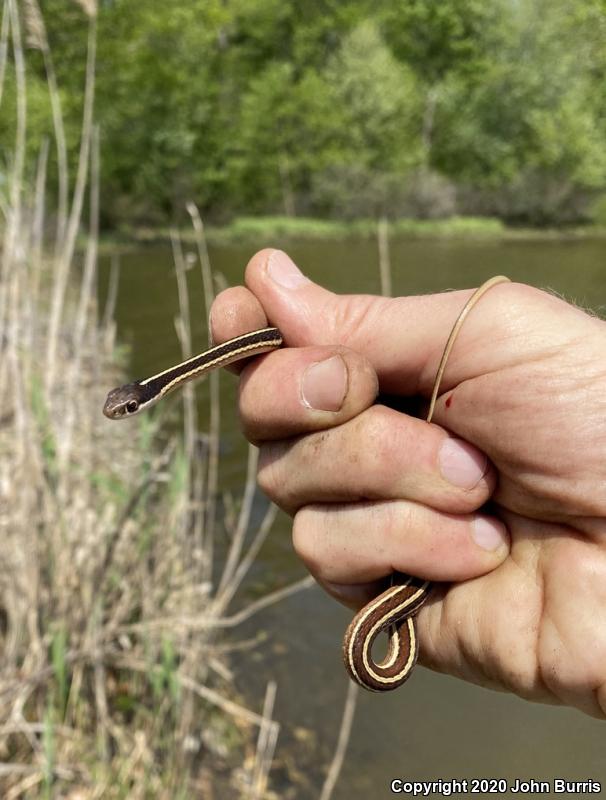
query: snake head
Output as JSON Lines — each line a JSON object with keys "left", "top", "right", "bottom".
{"left": 103, "top": 382, "right": 145, "bottom": 419}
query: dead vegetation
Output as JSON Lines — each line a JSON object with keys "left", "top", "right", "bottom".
{"left": 0, "top": 1, "right": 322, "bottom": 796}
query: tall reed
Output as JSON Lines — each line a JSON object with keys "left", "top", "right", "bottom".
{"left": 0, "top": 2, "right": 317, "bottom": 796}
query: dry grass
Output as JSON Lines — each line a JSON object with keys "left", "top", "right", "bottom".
{"left": 0, "top": 2, "right": 367, "bottom": 797}
{"left": 0, "top": 2, "right": 320, "bottom": 796}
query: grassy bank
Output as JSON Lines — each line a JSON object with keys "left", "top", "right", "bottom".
{"left": 99, "top": 214, "right": 606, "bottom": 254}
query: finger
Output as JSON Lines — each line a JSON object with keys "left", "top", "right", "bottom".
{"left": 209, "top": 286, "right": 270, "bottom": 374}
{"left": 292, "top": 500, "right": 509, "bottom": 609}
{"left": 237, "top": 345, "right": 377, "bottom": 442}
{"left": 242, "top": 249, "right": 567, "bottom": 397}
{"left": 258, "top": 404, "right": 494, "bottom": 515}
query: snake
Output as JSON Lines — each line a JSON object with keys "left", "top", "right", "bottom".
{"left": 103, "top": 275, "right": 510, "bottom": 691}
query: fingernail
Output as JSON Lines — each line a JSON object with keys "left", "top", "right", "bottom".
{"left": 472, "top": 516, "right": 508, "bottom": 552}
{"left": 301, "top": 355, "right": 348, "bottom": 411}
{"left": 267, "top": 250, "right": 309, "bottom": 289}
{"left": 439, "top": 438, "right": 487, "bottom": 489}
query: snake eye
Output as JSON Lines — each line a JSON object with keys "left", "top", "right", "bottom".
{"left": 126, "top": 400, "right": 138, "bottom": 414}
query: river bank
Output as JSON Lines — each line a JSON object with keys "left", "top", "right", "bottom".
{"left": 96, "top": 215, "right": 606, "bottom": 255}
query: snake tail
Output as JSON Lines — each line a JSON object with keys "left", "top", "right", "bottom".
{"left": 342, "top": 575, "right": 431, "bottom": 692}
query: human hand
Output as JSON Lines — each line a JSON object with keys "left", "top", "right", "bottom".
{"left": 210, "top": 249, "right": 606, "bottom": 718}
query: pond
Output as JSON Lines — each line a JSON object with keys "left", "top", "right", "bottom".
{"left": 99, "top": 233, "right": 606, "bottom": 798}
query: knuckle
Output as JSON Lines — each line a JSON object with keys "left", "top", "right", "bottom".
{"left": 237, "top": 375, "right": 270, "bottom": 442}
{"left": 257, "top": 442, "right": 300, "bottom": 514}
{"left": 357, "top": 405, "right": 404, "bottom": 477}
{"left": 292, "top": 505, "right": 326, "bottom": 577}
{"left": 238, "top": 403, "right": 261, "bottom": 443}
{"left": 292, "top": 508, "right": 321, "bottom": 572}
{"left": 256, "top": 443, "right": 284, "bottom": 502}
{"left": 387, "top": 500, "right": 417, "bottom": 540}
{"left": 357, "top": 404, "right": 392, "bottom": 449}
{"left": 333, "top": 296, "right": 390, "bottom": 349}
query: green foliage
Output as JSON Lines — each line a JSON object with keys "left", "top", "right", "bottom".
{"left": 216, "top": 214, "right": 505, "bottom": 240}
{"left": 50, "top": 624, "right": 69, "bottom": 718}
{"left": 223, "top": 215, "right": 352, "bottom": 239}
{"left": 590, "top": 193, "right": 606, "bottom": 226}
{"left": 168, "top": 445, "right": 188, "bottom": 508}
{"left": 89, "top": 469, "right": 129, "bottom": 504}
{"left": 380, "top": 0, "right": 498, "bottom": 83}
{"left": 3, "top": 0, "right": 606, "bottom": 224}
{"left": 308, "top": 21, "right": 423, "bottom": 217}
{"left": 327, "top": 21, "right": 421, "bottom": 166}
{"left": 29, "top": 374, "right": 58, "bottom": 484}
{"left": 153, "top": 637, "right": 180, "bottom": 706}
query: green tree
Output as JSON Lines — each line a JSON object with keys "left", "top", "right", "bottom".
{"left": 432, "top": 0, "right": 606, "bottom": 221}
{"left": 230, "top": 63, "right": 338, "bottom": 214}
{"left": 379, "top": 0, "right": 499, "bottom": 164}
{"left": 312, "top": 20, "right": 424, "bottom": 218}
{"left": 2, "top": 0, "right": 606, "bottom": 224}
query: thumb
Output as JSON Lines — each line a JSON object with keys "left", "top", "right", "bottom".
{"left": 245, "top": 248, "right": 511, "bottom": 396}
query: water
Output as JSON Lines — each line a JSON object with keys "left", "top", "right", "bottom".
{"left": 99, "top": 233, "right": 606, "bottom": 798}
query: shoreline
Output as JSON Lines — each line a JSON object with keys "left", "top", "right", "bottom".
{"left": 95, "top": 215, "right": 606, "bottom": 254}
